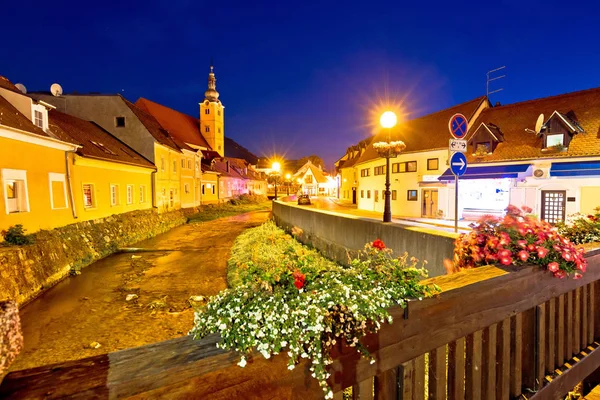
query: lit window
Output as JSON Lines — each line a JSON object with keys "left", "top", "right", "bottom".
{"left": 205, "top": 126, "right": 210, "bottom": 133}
{"left": 427, "top": 158, "right": 439, "bottom": 171}
{"left": 392, "top": 190, "right": 397, "bottom": 200}
{"left": 546, "top": 134, "right": 564, "bottom": 148}
{"left": 407, "top": 190, "right": 418, "bottom": 201}
{"left": 374, "top": 166, "right": 386, "bottom": 175}
{"left": 115, "top": 117, "right": 126, "bottom": 127}
{"left": 83, "top": 184, "right": 95, "bottom": 208}
{"left": 140, "top": 186, "right": 146, "bottom": 203}
{"left": 126, "top": 185, "right": 133, "bottom": 204}
{"left": 34, "top": 110, "right": 44, "bottom": 128}
{"left": 110, "top": 184, "right": 119, "bottom": 206}
{"left": 374, "top": 190, "right": 379, "bottom": 202}
{"left": 360, "top": 168, "right": 370, "bottom": 177}
{"left": 3, "top": 169, "right": 29, "bottom": 214}
{"left": 407, "top": 161, "right": 417, "bottom": 172}
{"left": 49, "top": 173, "right": 67, "bottom": 209}
{"left": 361, "top": 190, "right": 364, "bottom": 198}
{"left": 367, "top": 190, "right": 371, "bottom": 199}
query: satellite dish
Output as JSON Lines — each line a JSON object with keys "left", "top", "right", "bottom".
{"left": 535, "top": 113, "right": 544, "bottom": 133}
{"left": 15, "top": 83, "right": 27, "bottom": 94}
{"left": 50, "top": 83, "right": 63, "bottom": 97}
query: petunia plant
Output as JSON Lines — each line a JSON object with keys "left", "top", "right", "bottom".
{"left": 556, "top": 207, "right": 600, "bottom": 244}
{"left": 191, "top": 222, "right": 438, "bottom": 399}
{"left": 452, "top": 205, "right": 587, "bottom": 279}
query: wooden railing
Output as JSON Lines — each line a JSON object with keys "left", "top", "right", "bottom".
{"left": 1, "top": 253, "right": 599, "bottom": 399}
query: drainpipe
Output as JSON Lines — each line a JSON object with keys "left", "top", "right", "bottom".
{"left": 151, "top": 171, "right": 157, "bottom": 208}
{"left": 65, "top": 151, "right": 78, "bottom": 219}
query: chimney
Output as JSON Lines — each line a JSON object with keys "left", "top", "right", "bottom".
{"left": 495, "top": 101, "right": 502, "bottom": 107}
{"left": 226, "top": 160, "right": 230, "bottom": 173}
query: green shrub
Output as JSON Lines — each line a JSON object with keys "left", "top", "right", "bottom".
{"left": 187, "top": 200, "right": 270, "bottom": 223}
{"left": 1, "top": 225, "right": 35, "bottom": 246}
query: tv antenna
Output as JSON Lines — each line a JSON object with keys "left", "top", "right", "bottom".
{"left": 486, "top": 66, "right": 506, "bottom": 97}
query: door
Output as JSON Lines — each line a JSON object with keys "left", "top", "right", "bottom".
{"left": 541, "top": 190, "right": 566, "bottom": 224}
{"left": 352, "top": 188, "right": 357, "bottom": 204}
{"left": 422, "top": 189, "right": 439, "bottom": 218}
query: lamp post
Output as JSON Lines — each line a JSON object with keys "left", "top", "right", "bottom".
{"left": 272, "top": 162, "right": 281, "bottom": 200}
{"left": 375, "top": 111, "right": 405, "bottom": 222}
{"left": 285, "top": 173, "right": 291, "bottom": 195}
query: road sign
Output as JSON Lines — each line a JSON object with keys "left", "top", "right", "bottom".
{"left": 450, "top": 152, "right": 467, "bottom": 176}
{"left": 449, "top": 113, "right": 468, "bottom": 139}
{"left": 449, "top": 139, "right": 467, "bottom": 153}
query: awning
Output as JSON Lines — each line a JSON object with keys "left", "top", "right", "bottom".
{"left": 550, "top": 161, "right": 600, "bottom": 177}
{"left": 438, "top": 164, "right": 530, "bottom": 181}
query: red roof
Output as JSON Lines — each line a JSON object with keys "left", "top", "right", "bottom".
{"left": 355, "top": 96, "right": 487, "bottom": 165}
{"left": 0, "top": 76, "right": 21, "bottom": 93}
{"left": 49, "top": 110, "right": 155, "bottom": 169}
{"left": 465, "top": 87, "right": 600, "bottom": 163}
{"left": 135, "top": 98, "right": 211, "bottom": 149}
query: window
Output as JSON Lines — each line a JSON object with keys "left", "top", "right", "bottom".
{"left": 392, "top": 190, "right": 397, "bottom": 200}
{"left": 218, "top": 110, "right": 221, "bottom": 116}
{"left": 3, "top": 169, "right": 29, "bottom": 214}
{"left": 212, "top": 185, "right": 215, "bottom": 195}
{"left": 360, "top": 168, "right": 370, "bottom": 177}
{"left": 126, "top": 185, "right": 133, "bottom": 204}
{"left": 367, "top": 190, "right": 371, "bottom": 199}
{"left": 305, "top": 175, "right": 313, "bottom": 184}
{"left": 110, "top": 185, "right": 119, "bottom": 206}
{"left": 546, "top": 134, "right": 565, "bottom": 148}
{"left": 205, "top": 108, "right": 210, "bottom": 114}
{"left": 392, "top": 161, "right": 417, "bottom": 173}
{"left": 205, "top": 126, "right": 210, "bottom": 133}
{"left": 173, "top": 160, "right": 177, "bottom": 173}
{"left": 187, "top": 160, "right": 192, "bottom": 169}
{"left": 374, "top": 166, "right": 386, "bottom": 175}
{"left": 427, "top": 158, "right": 439, "bottom": 171}
{"left": 184, "top": 183, "right": 190, "bottom": 194}
{"left": 140, "top": 186, "right": 146, "bottom": 203}
{"left": 475, "top": 143, "right": 491, "bottom": 154}
{"left": 407, "top": 190, "right": 418, "bottom": 201}
{"left": 169, "top": 189, "right": 174, "bottom": 207}
{"left": 34, "top": 110, "right": 44, "bottom": 128}
{"left": 361, "top": 190, "right": 364, "bottom": 198}
{"left": 181, "top": 159, "right": 186, "bottom": 168}
{"left": 202, "top": 184, "right": 205, "bottom": 195}
{"left": 49, "top": 173, "right": 67, "bottom": 209}
{"left": 115, "top": 117, "right": 126, "bottom": 127}
{"left": 161, "top": 157, "right": 165, "bottom": 172}
{"left": 83, "top": 184, "right": 95, "bottom": 208}
{"left": 374, "top": 190, "right": 379, "bottom": 202}
{"left": 218, "top": 128, "right": 221, "bottom": 133}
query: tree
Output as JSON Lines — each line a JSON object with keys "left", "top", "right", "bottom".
{"left": 298, "top": 155, "right": 324, "bottom": 169}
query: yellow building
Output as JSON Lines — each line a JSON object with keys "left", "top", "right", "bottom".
{"left": 49, "top": 110, "right": 155, "bottom": 220}
{"left": 0, "top": 92, "right": 78, "bottom": 233}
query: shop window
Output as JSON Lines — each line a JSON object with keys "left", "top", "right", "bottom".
{"left": 110, "top": 184, "right": 119, "bottom": 206}
{"left": 83, "top": 184, "right": 95, "bottom": 208}
{"left": 407, "top": 190, "right": 418, "bottom": 201}
{"left": 126, "top": 185, "right": 134, "bottom": 204}
{"left": 3, "top": 169, "right": 29, "bottom": 214}
{"left": 427, "top": 158, "right": 439, "bottom": 171}
{"left": 392, "top": 190, "right": 397, "bottom": 200}
{"left": 49, "top": 173, "right": 67, "bottom": 209}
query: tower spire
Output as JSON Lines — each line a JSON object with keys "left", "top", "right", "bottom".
{"left": 205, "top": 63, "right": 219, "bottom": 102}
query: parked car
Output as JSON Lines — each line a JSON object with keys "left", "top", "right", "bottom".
{"left": 297, "top": 194, "right": 311, "bottom": 205}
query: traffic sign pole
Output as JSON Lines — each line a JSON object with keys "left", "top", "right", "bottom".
{"left": 454, "top": 175, "right": 458, "bottom": 233}
{"left": 448, "top": 113, "right": 468, "bottom": 233}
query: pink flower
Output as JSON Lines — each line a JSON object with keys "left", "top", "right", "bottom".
{"left": 573, "top": 272, "right": 583, "bottom": 280}
{"left": 486, "top": 253, "right": 498, "bottom": 262}
{"left": 527, "top": 244, "right": 536, "bottom": 252}
{"left": 500, "top": 256, "right": 512, "bottom": 266}
{"left": 562, "top": 252, "right": 573, "bottom": 262}
{"left": 576, "top": 260, "right": 587, "bottom": 273}
{"left": 547, "top": 262, "right": 559, "bottom": 273}
{"left": 552, "top": 244, "right": 562, "bottom": 252}
{"left": 498, "top": 249, "right": 512, "bottom": 258}
{"left": 554, "top": 270, "right": 567, "bottom": 279}
{"left": 517, "top": 250, "right": 530, "bottom": 262}
{"left": 518, "top": 227, "right": 527, "bottom": 236}
{"left": 517, "top": 240, "right": 527, "bottom": 248}
{"left": 499, "top": 232, "right": 511, "bottom": 246}
{"left": 537, "top": 247, "right": 549, "bottom": 258}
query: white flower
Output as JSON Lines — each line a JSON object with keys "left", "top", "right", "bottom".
{"left": 288, "top": 364, "right": 295, "bottom": 370}
{"left": 238, "top": 357, "right": 247, "bottom": 368}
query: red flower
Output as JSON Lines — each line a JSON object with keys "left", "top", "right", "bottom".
{"left": 537, "top": 247, "right": 549, "bottom": 258}
{"left": 527, "top": 244, "right": 536, "bottom": 252}
{"left": 294, "top": 280, "right": 304, "bottom": 289}
{"left": 573, "top": 272, "right": 583, "bottom": 280}
{"left": 547, "top": 262, "right": 559, "bottom": 273}
{"left": 292, "top": 270, "right": 306, "bottom": 290}
{"left": 517, "top": 240, "right": 527, "bottom": 248}
{"left": 500, "top": 256, "right": 512, "bottom": 266}
{"left": 372, "top": 239, "right": 386, "bottom": 250}
{"left": 498, "top": 249, "right": 512, "bottom": 258}
{"left": 562, "top": 252, "right": 573, "bottom": 262}
{"left": 554, "top": 270, "right": 567, "bottom": 279}
{"left": 517, "top": 250, "right": 529, "bottom": 262}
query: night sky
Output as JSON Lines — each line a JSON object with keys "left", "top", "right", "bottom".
{"left": 3, "top": 0, "right": 599, "bottom": 170}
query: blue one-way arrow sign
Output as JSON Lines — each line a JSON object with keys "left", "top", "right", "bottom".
{"left": 450, "top": 152, "right": 467, "bottom": 176}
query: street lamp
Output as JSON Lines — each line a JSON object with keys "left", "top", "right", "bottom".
{"left": 375, "top": 111, "right": 405, "bottom": 222}
{"left": 272, "top": 162, "right": 281, "bottom": 200}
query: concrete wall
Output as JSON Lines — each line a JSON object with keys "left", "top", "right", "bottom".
{"left": 272, "top": 201, "right": 456, "bottom": 278}
{"left": 0, "top": 208, "right": 191, "bottom": 306}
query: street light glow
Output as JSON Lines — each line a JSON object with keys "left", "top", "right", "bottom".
{"left": 285, "top": 173, "right": 291, "bottom": 180}
{"left": 380, "top": 111, "right": 398, "bottom": 129}
{"left": 272, "top": 162, "right": 281, "bottom": 172}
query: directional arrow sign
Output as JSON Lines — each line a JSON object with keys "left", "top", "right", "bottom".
{"left": 449, "top": 139, "right": 467, "bottom": 153}
{"left": 450, "top": 152, "right": 467, "bottom": 176}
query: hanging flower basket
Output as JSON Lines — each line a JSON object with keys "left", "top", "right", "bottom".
{"left": 373, "top": 141, "right": 406, "bottom": 157}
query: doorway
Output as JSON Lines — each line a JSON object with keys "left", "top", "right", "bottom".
{"left": 422, "top": 189, "right": 439, "bottom": 218}
{"left": 352, "top": 188, "right": 357, "bottom": 204}
{"left": 541, "top": 190, "right": 566, "bottom": 224}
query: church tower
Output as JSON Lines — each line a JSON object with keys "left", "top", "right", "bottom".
{"left": 200, "top": 65, "right": 225, "bottom": 156}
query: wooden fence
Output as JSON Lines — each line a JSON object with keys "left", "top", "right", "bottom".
{"left": 1, "top": 252, "right": 599, "bottom": 399}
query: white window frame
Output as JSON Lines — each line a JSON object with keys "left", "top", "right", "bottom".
{"left": 2, "top": 169, "right": 30, "bottom": 214}
{"left": 126, "top": 185, "right": 134, "bottom": 205}
{"left": 546, "top": 134, "right": 565, "bottom": 148}
{"left": 110, "top": 184, "right": 119, "bottom": 206}
{"left": 82, "top": 183, "right": 95, "bottom": 209}
{"left": 140, "top": 185, "right": 146, "bottom": 203}
{"left": 31, "top": 104, "right": 48, "bottom": 131}
{"left": 49, "top": 172, "right": 68, "bottom": 210}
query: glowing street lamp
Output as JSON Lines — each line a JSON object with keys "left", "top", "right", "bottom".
{"left": 272, "top": 162, "right": 281, "bottom": 200}
{"left": 375, "top": 111, "right": 405, "bottom": 222}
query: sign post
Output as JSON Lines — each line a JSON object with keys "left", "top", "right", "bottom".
{"left": 448, "top": 114, "right": 468, "bottom": 233}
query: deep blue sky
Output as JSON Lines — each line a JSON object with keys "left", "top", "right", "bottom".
{"left": 3, "top": 0, "right": 599, "bottom": 170}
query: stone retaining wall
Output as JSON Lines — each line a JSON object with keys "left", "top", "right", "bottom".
{"left": 0, "top": 208, "right": 194, "bottom": 305}
{"left": 272, "top": 201, "right": 457, "bottom": 278}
